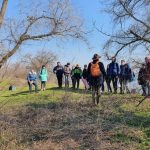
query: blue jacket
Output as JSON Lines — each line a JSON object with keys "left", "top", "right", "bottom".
{"left": 109, "top": 62, "right": 119, "bottom": 76}
{"left": 27, "top": 72, "right": 37, "bottom": 81}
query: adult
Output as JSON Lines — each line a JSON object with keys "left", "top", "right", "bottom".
{"left": 119, "top": 60, "right": 126, "bottom": 94}
{"left": 123, "top": 63, "right": 132, "bottom": 94}
{"left": 27, "top": 69, "right": 38, "bottom": 93}
{"left": 72, "top": 64, "right": 82, "bottom": 89}
{"left": 106, "top": 64, "right": 112, "bottom": 93}
{"left": 144, "top": 56, "right": 150, "bottom": 95}
{"left": 64, "top": 63, "right": 71, "bottom": 88}
{"left": 88, "top": 54, "right": 106, "bottom": 105}
{"left": 53, "top": 62, "right": 64, "bottom": 88}
{"left": 82, "top": 64, "right": 89, "bottom": 89}
{"left": 39, "top": 65, "right": 48, "bottom": 91}
{"left": 108, "top": 56, "right": 119, "bottom": 94}
{"left": 138, "top": 63, "right": 147, "bottom": 96}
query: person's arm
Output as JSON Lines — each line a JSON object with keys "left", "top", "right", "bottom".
{"left": 117, "top": 63, "right": 120, "bottom": 76}
{"left": 87, "top": 63, "right": 91, "bottom": 75}
{"left": 53, "top": 66, "right": 57, "bottom": 74}
{"left": 100, "top": 62, "right": 106, "bottom": 77}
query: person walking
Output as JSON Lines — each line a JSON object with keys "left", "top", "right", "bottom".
{"left": 53, "top": 62, "right": 64, "bottom": 88}
{"left": 27, "top": 69, "right": 38, "bottom": 93}
{"left": 72, "top": 64, "right": 82, "bottom": 89}
{"left": 88, "top": 54, "right": 106, "bottom": 105}
{"left": 109, "top": 56, "right": 119, "bottom": 94}
{"left": 64, "top": 63, "right": 71, "bottom": 88}
{"left": 39, "top": 65, "right": 48, "bottom": 91}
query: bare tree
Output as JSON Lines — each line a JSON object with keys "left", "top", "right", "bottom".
{"left": 0, "top": 0, "right": 88, "bottom": 69}
{"left": 0, "top": 0, "right": 8, "bottom": 28}
{"left": 22, "top": 50, "right": 57, "bottom": 72}
{"left": 97, "top": 0, "right": 150, "bottom": 59}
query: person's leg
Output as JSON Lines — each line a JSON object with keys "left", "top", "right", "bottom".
{"left": 33, "top": 81, "right": 38, "bottom": 92}
{"left": 92, "top": 86, "right": 96, "bottom": 104}
{"left": 41, "top": 81, "right": 43, "bottom": 90}
{"left": 115, "top": 77, "right": 118, "bottom": 93}
{"left": 126, "top": 80, "right": 130, "bottom": 94}
{"left": 60, "top": 75, "right": 63, "bottom": 88}
{"left": 112, "top": 76, "right": 116, "bottom": 93}
{"left": 107, "top": 77, "right": 112, "bottom": 93}
{"left": 96, "top": 86, "right": 101, "bottom": 104}
{"left": 43, "top": 81, "right": 46, "bottom": 90}
{"left": 77, "top": 78, "right": 80, "bottom": 89}
{"left": 142, "top": 83, "right": 147, "bottom": 96}
{"left": 147, "top": 81, "right": 150, "bottom": 96}
{"left": 56, "top": 76, "right": 60, "bottom": 88}
{"left": 120, "top": 78, "right": 123, "bottom": 94}
{"left": 28, "top": 82, "right": 32, "bottom": 92}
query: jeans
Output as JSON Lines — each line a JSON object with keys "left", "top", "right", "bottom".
{"left": 74, "top": 77, "right": 80, "bottom": 89}
{"left": 106, "top": 77, "right": 112, "bottom": 92}
{"left": 141, "top": 84, "right": 147, "bottom": 96}
{"left": 92, "top": 84, "right": 101, "bottom": 104}
{"left": 28, "top": 81, "right": 38, "bottom": 92}
{"left": 64, "top": 75, "right": 70, "bottom": 88}
{"left": 111, "top": 75, "right": 118, "bottom": 93}
{"left": 120, "top": 78, "right": 130, "bottom": 94}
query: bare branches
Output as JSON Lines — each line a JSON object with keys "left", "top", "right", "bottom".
{"left": 98, "top": 0, "right": 150, "bottom": 59}
{"left": 0, "top": 0, "right": 88, "bottom": 69}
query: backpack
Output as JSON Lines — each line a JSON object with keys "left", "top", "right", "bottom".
{"left": 90, "top": 62, "right": 101, "bottom": 77}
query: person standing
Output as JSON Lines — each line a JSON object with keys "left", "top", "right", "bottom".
{"left": 119, "top": 60, "right": 126, "bottom": 94}
{"left": 53, "top": 62, "right": 64, "bottom": 88}
{"left": 109, "top": 56, "right": 119, "bottom": 94}
{"left": 106, "top": 64, "right": 112, "bottom": 93}
{"left": 39, "top": 65, "right": 48, "bottom": 91}
{"left": 82, "top": 64, "right": 89, "bottom": 90}
{"left": 138, "top": 63, "right": 147, "bottom": 96}
{"left": 27, "top": 69, "right": 38, "bottom": 93}
{"left": 88, "top": 54, "right": 106, "bottom": 105}
{"left": 72, "top": 64, "right": 82, "bottom": 89}
{"left": 123, "top": 63, "right": 132, "bottom": 94}
{"left": 64, "top": 63, "right": 71, "bottom": 88}
{"left": 144, "top": 56, "right": 150, "bottom": 96}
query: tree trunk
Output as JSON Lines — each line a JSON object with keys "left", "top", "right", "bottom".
{"left": 0, "top": 0, "right": 8, "bottom": 28}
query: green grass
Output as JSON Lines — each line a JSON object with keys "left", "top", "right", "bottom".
{"left": 0, "top": 86, "right": 150, "bottom": 150}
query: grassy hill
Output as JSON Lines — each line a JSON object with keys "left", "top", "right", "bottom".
{"left": 0, "top": 87, "right": 150, "bottom": 150}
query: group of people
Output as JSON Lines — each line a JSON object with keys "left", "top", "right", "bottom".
{"left": 26, "top": 53, "right": 150, "bottom": 105}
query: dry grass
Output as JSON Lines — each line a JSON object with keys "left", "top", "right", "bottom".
{"left": 0, "top": 88, "right": 150, "bottom": 150}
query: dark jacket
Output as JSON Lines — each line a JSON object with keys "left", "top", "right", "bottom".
{"left": 120, "top": 64, "right": 125, "bottom": 78}
{"left": 88, "top": 61, "right": 106, "bottom": 77}
{"left": 82, "top": 68, "right": 88, "bottom": 79}
{"left": 53, "top": 65, "right": 64, "bottom": 76}
{"left": 124, "top": 66, "right": 132, "bottom": 80}
{"left": 138, "top": 68, "right": 147, "bottom": 85}
{"left": 144, "top": 63, "right": 150, "bottom": 80}
{"left": 109, "top": 62, "right": 119, "bottom": 76}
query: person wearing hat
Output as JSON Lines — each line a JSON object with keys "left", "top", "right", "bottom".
{"left": 87, "top": 54, "right": 106, "bottom": 105}
{"left": 72, "top": 64, "right": 82, "bottom": 89}
{"left": 108, "top": 56, "right": 119, "bottom": 94}
{"left": 138, "top": 63, "right": 147, "bottom": 96}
